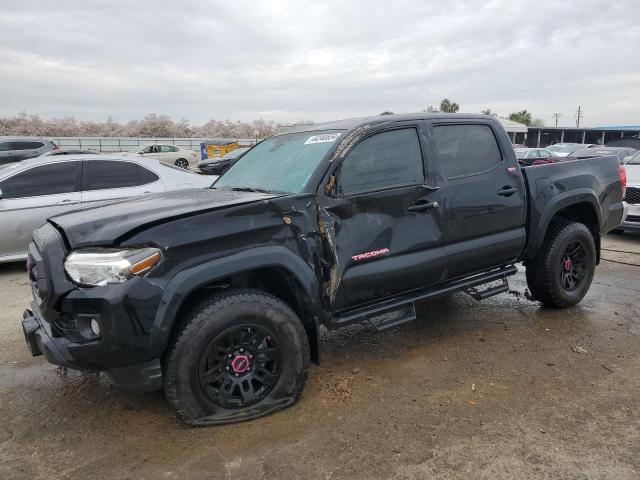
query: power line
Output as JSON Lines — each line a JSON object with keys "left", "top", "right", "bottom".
{"left": 552, "top": 113, "right": 561, "bottom": 127}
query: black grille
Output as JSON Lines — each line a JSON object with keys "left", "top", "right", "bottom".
{"left": 627, "top": 215, "right": 640, "bottom": 223}
{"left": 625, "top": 187, "right": 640, "bottom": 204}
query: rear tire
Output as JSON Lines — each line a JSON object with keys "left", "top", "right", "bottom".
{"left": 525, "top": 221, "right": 596, "bottom": 308}
{"left": 175, "top": 158, "right": 189, "bottom": 169}
{"left": 164, "top": 289, "right": 310, "bottom": 426}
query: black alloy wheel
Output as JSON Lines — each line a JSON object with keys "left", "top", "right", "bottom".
{"left": 198, "top": 324, "right": 282, "bottom": 409}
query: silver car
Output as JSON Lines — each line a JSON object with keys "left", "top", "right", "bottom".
{"left": 0, "top": 138, "right": 58, "bottom": 165}
{"left": 0, "top": 155, "right": 215, "bottom": 263}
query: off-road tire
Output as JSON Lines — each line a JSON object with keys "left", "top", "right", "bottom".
{"left": 525, "top": 221, "right": 596, "bottom": 308}
{"left": 163, "top": 289, "right": 310, "bottom": 426}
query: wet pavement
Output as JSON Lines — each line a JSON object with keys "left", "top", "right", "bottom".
{"left": 1, "top": 234, "right": 639, "bottom": 479}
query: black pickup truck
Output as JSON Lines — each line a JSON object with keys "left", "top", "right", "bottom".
{"left": 21, "top": 114, "right": 626, "bottom": 425}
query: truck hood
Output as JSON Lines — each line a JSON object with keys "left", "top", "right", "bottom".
{"left": 49, "top": 188, "right": 281, "bottom": 248}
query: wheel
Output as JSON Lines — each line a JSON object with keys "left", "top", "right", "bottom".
{"left": 525, "top": 221, "right": 596, "bottom": 308}
{"left": 175, "top": 158, "right": 189, "bottom": 169}
{"left": 163, "top": 289, "right": 310, "bottom": 426}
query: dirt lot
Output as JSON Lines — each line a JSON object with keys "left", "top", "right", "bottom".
{"left": 1, "top": 234, "right": 639, "bottom": 480}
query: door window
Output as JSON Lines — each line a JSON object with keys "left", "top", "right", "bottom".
{"left": 433, "top": 124, "right": 502, "bottom": 178}
{"left": 160, "top": 145, "right": 177, "bottom": 153}
{"left": 337, "top": 128, "right": 424, "bottom": 195}
{"left": 0, "top": 162, "right": 79, "bottom": 199}
{"left": 83, "top": 160, "right": 159, "bottom": 191}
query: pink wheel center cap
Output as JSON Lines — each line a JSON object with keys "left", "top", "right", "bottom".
{"left": 231, "top": 355, "right": 251, "bottom": 374}
{"left": 563, "top": 258, "right": 573, "bottom": 271}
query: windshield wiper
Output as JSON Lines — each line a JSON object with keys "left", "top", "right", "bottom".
{"left": 228, "top": 186, "right": 274, "bottom": 194}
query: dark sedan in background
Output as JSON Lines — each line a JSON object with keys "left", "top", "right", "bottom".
{"left": 197, "top": 147, "right": 249, "bottom": 175}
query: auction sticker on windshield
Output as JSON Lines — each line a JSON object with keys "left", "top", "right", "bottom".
{"left": 304, "top": 133, "right": 341, "bottom": 145}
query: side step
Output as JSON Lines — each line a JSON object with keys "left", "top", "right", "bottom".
{"left": 465, "top": 278, "right": 509, "bottom": 301}
{"left": 364, "top": 304, "right": 416, "bottom": 332}
{"left": 327, "top": 265, "right": 517, "bottom": 331}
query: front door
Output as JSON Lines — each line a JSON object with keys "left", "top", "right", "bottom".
{"left": 319, "top": 125, "right": 446, "bottom": 312}
{"left": 0, "top": 161, "right": 81, "bottom": 258}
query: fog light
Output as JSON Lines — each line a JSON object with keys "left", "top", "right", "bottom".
{"left": 90, "top": 318, "right": 100, "bottom": 336}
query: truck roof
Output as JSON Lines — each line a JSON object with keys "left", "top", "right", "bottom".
{"left": 277, "top": 113, "right": 494, "bottom": 135}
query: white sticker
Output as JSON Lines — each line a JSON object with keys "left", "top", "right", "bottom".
{"left": 304, "top": 133, "right": 341, "bottom": 145}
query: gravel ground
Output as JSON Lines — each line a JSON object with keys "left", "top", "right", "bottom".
{"left": 1, "top": 234, "right": 639, "bottom": 480}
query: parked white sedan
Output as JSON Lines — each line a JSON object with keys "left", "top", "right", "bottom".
{"left": 124, "top": 144, "right": 200, "bottom": 169}
{"left": 0, "top": 155, "right": 215, "bottom": 263}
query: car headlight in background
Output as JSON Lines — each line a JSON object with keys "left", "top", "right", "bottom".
{"left": 64, "top": 248, "right": 162, "bottom": 286}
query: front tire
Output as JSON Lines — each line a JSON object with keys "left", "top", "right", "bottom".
{"left": 164, "top": 289, "right": 310, "bottom": 426}
{"left": 526, "top": 221, "right": 596, "bottom": 308}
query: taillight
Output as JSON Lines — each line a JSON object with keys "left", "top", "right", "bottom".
{"left": 619, "top": 165, "right": 627, "bottom": 200}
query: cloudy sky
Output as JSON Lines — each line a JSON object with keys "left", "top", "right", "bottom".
{"left": 1, "top": 0, "right": 639, "bottom": 127}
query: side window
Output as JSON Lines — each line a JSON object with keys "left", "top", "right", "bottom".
{"left": 433, "top": 124, "right": 502, "bottom": 179}
{"left": 84, "top": 161, "right": 159, "bottom": 191}
{"left": 539, "top": 150, "right": 550, "bottom": 158}
{"left": 0, "top": 162, "right": 78, "bottom": 199}
{"left": 338, "top": 128, "right": 424, "bottom": 195}
{"left": 8, "top": 141, "right": 44, "bottom": 150}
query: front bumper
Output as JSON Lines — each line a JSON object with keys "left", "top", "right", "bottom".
{"left": 22, "top": 307, "right": 163, "bottom": 391}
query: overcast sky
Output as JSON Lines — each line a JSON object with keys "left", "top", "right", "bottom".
{"left": 1, "top": 0, "right": 639, "bottom": 127}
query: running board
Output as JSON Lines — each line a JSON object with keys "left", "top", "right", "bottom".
{"left": 327, "top": 265, "right": 517, "bottom": 330}
{"left": 364, "top": 304, "right": 416, "bottom": 332}
{"left": 465, "top": 278, "right": 509, "bottom": 301}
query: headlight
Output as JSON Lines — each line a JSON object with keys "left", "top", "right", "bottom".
{"left": 64, "top": 248, "right": 162, "bottom": 286}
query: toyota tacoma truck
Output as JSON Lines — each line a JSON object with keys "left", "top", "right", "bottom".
{"left": 21, "top": 114, "right": 626, "bottom": 425}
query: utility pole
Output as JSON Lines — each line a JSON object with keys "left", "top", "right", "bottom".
{"left": 575, "top": 106, "right": 583, "bottom": 128}
{"left": 552, "top": 113, "right": 561, "bottom": 127}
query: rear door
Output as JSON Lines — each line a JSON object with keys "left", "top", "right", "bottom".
{"left": 318, "top": 123, "right": 446, "bottom": 311}
{"left": 427, "top": 121, "right": 526, "bottom": 278}
{"left": 0, "top": 161, "right": 81, "bottom": 258}
{"left": 81, "top": 159, "right": 162, "bottom": 207}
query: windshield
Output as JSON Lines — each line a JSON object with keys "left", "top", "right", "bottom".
{"left": 548, "top": 144, "right": 578, "bottom": 153}
{"left": 626, "top": 151, "right": 640, "bottom": 165}
{"left": 215, "top": 130, "right": 343, "bottom": 194}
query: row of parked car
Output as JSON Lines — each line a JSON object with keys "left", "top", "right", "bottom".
{"left": 514, "top": 143, "right": 638, "bottom": 166}
{"left": 0, "top": 138, "right": 248, "bottom": 174}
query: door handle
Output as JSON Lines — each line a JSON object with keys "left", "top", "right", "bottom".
{"left": 407, "top": 200, "right": 438, "bottom": 213}
{"left": 57, "top": 199, "right": 72, "bottom": 204}
{"left": 497, "top": 186, "right": 518, "bottom": 197}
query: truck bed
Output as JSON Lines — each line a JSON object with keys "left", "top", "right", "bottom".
{"left": 521, "top": 156, "right": 624, "bottom": 259}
